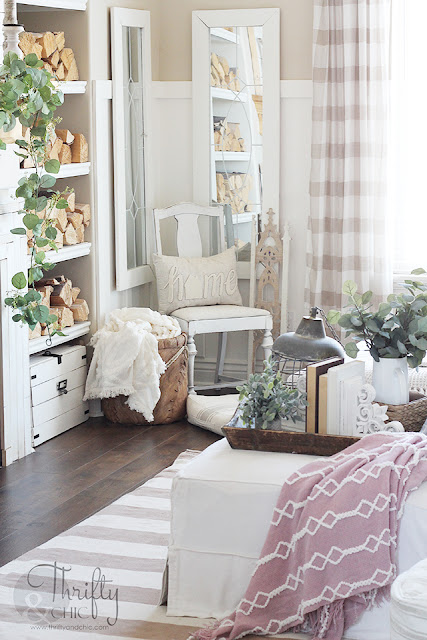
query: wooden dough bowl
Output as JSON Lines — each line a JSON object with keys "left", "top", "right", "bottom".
{"left": 102, "top": 334, "right": 188, "bottom": 425}
{"left": 222, "top": 426, "right": 360, "bottom": 456}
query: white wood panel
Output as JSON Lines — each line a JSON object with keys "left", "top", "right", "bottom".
{"left": 151, "top": 80, "right": 312, "bottom": 382}
{"left": 32, "top": 365, "right": 87, "bottom": 406}
{"left": 33, "top": 404, "right": 89, "bottom": 447}
{"left": 32, "top": 385, "right": 86, "bottom": 426}
{"left": 31, "top": 344, "right": 86, "bottom": 386}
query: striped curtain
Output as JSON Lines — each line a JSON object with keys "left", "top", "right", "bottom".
{"left": 306, "top": 0, "right": 393, "bottom": 311}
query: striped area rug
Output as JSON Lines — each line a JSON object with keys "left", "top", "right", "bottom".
{"left": 0, "top": 450, "right": 299, "bottom": 640}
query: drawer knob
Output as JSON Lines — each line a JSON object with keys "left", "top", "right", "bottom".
{"left": 57, "top": 380, "right": 68, "bottom": 395}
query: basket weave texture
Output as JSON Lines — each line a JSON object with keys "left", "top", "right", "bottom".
{"left": 102, "top": 334, "right": 188, "bottom": 425}
{"left": 381, "top": 391, "right": 427, "bottom": 432}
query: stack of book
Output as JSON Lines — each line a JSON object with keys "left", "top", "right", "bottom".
{"left": 306, "top": 359, "right": 365, "bottom": 436}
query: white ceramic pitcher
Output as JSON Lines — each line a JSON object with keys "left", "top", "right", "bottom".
{"left": 372, "top": 357, "right": 409, "bottom": 405}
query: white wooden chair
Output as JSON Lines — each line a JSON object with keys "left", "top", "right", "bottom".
{"left": 153, "top": 202, "right": 273, "bottom": 394}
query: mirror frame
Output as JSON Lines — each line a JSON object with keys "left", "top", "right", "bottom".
{"left": 192, "top": 8, "right": 280, "bottom": 279}
{"left": 111, "top": 8, "right": 154, "bottom": 291}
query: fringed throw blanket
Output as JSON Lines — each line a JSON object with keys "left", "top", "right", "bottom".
{"left": 84, "top": 308, "right": 181, "bottom": 421}
{"left": 191, "top": 433, "right": 427, "bottom": 640}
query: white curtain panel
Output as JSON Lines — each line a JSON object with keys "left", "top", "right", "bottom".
{"left": 306, "top": 0, "right": 393, "bottom": 311}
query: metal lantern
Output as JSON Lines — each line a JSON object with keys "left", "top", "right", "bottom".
{"left": 272, "top": 307, "right": 345, "bottom": 389}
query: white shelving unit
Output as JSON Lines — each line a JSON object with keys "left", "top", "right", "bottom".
{"left": 26, "top": 242, "right": 91, "bottom": 268}
{"left": 29, "top": 321, "right": 91, "bottom": 355}
{"left": 60, "top": 81, "right": 87, "bottom": 95}
{"left": 19, "top": 162, "right": 91, "bottom": 180}
{"left": 18, "top": 0, "right": 87, "bottom": 10}
{"left": 210, "top": 26, "right": 263, "bottom": 259}
{"left": 211, "top": 87, "right": 247, "bottom": 102}
{"left": 210, "top": 27, "right": 237, "bottom": 43}
{"left": 214, "top": 151, "right": 250, "bottom": 162}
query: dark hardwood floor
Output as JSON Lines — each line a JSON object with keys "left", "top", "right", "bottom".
{"left": 0, "top": 418, "right": 220, "bottom": 567}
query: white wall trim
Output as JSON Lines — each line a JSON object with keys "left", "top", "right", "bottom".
{"left": 280, "top": 80, "right": 312, "bottom": 99}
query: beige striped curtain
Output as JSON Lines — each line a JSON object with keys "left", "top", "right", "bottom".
{"left": 306, "top": 0, "right": 393, "bottom": 311}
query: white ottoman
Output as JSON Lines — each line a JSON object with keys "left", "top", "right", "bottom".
{"left": 167, "top": 439, "right": 427, "bottom": 640}
{"left": 391, "top": 558, "right": 427, "bottom": 639}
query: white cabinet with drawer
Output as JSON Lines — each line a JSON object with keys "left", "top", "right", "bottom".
{"left": 30, "top": 344, "right": 89, "bottom": 446}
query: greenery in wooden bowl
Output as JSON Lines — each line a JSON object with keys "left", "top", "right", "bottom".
{"left": 0, "top": 52, "right": 72, "bottom": 337}
{"left": 236, "top": 357, "right": 306, "bottom": 430}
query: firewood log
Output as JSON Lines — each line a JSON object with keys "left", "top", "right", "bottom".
{"left": 60, "top": 48, "right": 79, "bottom": 81}
{"left": 71, "top": 134, "right": 88, "bottom": 163}
{"left": 29, "top": 323, "right": 42, "bottom": 340}
{"left": 67, "top": 211, "right": 83, "bottom": 229}
{"left": 65, "top": 59, "right": 79, "bottom": 82}
{"left": 54, "top": 31, "right": 65, "bottom": 53}
{"left": 42, "top": 61, "right": 53, "bottom": 75}
{"left": 35, "top": 284, "right": 53, "bottom": 307}
{"left": 64, "top": 191, "right": 75, "bottom": 212}
{"left": 56, "top": 129, "right": 75, "bottom": 145}
{"left": 51, "top": 206, "right": 68, "bottom": 233}
{"left": 55, "top": 231, "right": 64, "bottom": 250}
{"left": 75, "top": 203, "right": 91, "bottom": 227}
{"left": 50, "top": 306, "right": 74, "bottom": 329}
{"left": 56, "top": 63, "right": 66, "bottom": 81}
{"left": 71, "top": 287, "right": 80, "bottom": 303}
{"left": 63, "top": 223, "right": 77, "bottom": 246}
{"left": 71, "top": 299, "right": 89, "bottom": 322}
{"left": 19, "top": 32, "right": 42, "bottom": 59}
{"left": 75, "top": 225, "right": 84, "bottom": 244}
{"left": 36, "top": 32, "right": 56, "bottom": 59}
{"left": 49, "top": 137, "right": 63, "bottom": 161}
{"left": 46, "top": 49, "right": 60, "bottom": 69}
{"left": 218, "top": 55, "right": 230, "bottom": 75}
{"left": 49, "top": 277, "right": 73, "bottom": 307}
{"left": 58, "top": 144, "right": 71, "bottom": 164}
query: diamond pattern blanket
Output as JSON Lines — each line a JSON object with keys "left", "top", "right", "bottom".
{"left": 191, "top": 433, "right": 427, "bottom": 640}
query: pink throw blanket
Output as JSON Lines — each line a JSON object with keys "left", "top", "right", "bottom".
{"left": 190, "top": 433, "right": 427, "bottom": 640}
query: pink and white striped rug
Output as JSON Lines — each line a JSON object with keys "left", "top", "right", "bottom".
{"left": 0, "top": 450, "right": 299, "bottom": 640}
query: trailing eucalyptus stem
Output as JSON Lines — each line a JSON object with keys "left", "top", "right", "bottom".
{"left": 0, "top": 51, "right": 72, "bottom": 337}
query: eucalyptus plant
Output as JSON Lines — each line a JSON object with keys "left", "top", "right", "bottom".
{"left": 0, "top": 51, "right": 71, "bottom": 336}
{"left": 236, "top": 357, "right": 306, "bottom": 430}
{"left": 327, "top": 268, "right": 427, "bottom": 368}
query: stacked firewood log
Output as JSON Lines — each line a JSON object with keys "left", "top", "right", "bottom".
{"left": 21, "top": 127, "right": 89, "bottom": 169}
{"left": 211, "top": 53, "right": 241, "bottom": 92}
{"left": 26, "top": 191, "right": 91, "bottom": 255}
{"left": 19, "top": 31, "right": 79, "bottom": 81}
{"left": 216, "top": 172, "right": 253, "bottom": 214}
{"left": 214, "top": 117, "right": 245, "bottom": 152}
{"left": 29, "top": 275, "right": 90, "bottom": 339}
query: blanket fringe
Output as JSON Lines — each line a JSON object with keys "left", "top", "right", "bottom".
{"left": 189, "top": 620, "right": 222, "bottom": 639}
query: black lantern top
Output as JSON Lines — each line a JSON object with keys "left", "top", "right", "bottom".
{"left": 273, "top": 307, "right": 345, "bottom": 363}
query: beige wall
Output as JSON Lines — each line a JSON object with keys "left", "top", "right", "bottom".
{"left": 88, "top": 0, "right": 161, "bottom": 80}
{"left": 158, "top": 0, "right": 313, "bottom": 81}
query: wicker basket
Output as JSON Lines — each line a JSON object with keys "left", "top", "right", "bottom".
{"left": 380, "top": 391, "right": 427, "bottom": 432}
{"left": 102, "top": 334, "right": 188, "bottom": 425}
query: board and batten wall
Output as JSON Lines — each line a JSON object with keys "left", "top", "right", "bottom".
{"left": 152, "top": 80, "right": 312, "bottom": 380}
{"left": 85, "top": 1, "right": 313, "bottom": 381}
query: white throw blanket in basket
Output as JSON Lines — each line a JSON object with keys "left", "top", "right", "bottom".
{"left": 84, "top": 308, "right": 181, "bottom": 421}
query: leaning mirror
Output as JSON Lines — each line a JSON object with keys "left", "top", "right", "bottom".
{"left": 111, "top": 8, "right": 153, "bottom": 291}
{"left": 193, "top": 9, "right": 280, "bottom": 280}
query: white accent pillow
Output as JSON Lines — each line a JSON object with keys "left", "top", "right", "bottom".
{"left": 152, "top": 247, "right": 242, "bottom": 315}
